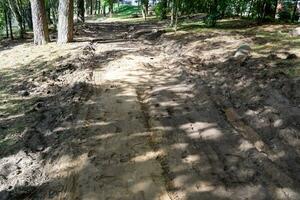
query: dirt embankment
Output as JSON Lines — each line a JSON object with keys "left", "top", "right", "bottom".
{"left": 0, "top": 41, "right": 95, "bottom": 199}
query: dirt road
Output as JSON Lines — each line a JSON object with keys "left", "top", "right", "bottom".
{"left": 1, "top": 21, "right": 300, "bottom": 200}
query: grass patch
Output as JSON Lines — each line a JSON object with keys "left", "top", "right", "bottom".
{"left": 114, "top": 5, "right": 141, "bottom": 19}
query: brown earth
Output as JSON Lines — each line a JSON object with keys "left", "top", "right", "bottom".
{"left": 0, "top": 20, "right": 300, "bottom": 200}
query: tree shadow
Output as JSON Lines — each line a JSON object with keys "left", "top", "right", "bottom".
{"left": 1, "top": 20, "right": 300, "bottom": 200}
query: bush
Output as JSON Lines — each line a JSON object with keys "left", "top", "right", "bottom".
{"left": 204, "top": 14, "right": 218, "bottom": 27}
{"left": 154, "top": 2, "right": 168, "bottom": 20}
{"left": 0, "top": 10, "right": 4, "bottom": 33}
{"left": 278, "top": 9, "right": 291, "bottom": 22}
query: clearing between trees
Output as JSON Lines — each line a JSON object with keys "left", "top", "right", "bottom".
{"left": 0, "top": 19, "right": 300, "bottom": 200}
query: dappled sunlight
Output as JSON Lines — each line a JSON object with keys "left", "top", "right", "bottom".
{"left": 171, "top": 143, "right": 188, "bottom": 150}
{"left": 1, "top": 15, "right": 300, "bottom": 200}
{"left": 47, "top": 153, "right": 88, "bottom": 179}
{"left": 275, "top": 187, "right": 300, "bottom": 199}
{"left": 131, "top": 149, "right": 165, "bottom": 162}
{"left": 180, "top": 122, "right": 223, "bottom": 140}
{"left": 182, "top": 154, "right": 201, "bottom": 164}
{"left": 238, "top": 139, "right": 254, "bottom": 151}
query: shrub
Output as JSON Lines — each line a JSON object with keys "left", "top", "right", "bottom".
{"left": 204, "top": 14, "right": 218, "bottom": 27}
{"left": 154, "top": 2, "right": 168, "bottom": 20}
{"left": 278, "top": 9, "right": 291, "bottom": 22}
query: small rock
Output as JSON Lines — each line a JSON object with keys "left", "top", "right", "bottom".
{"left": 233, "top": 44, "right": 251, "bottom": 62}
{"left": 273, "top": 119, "right": 284, "bottom": 128}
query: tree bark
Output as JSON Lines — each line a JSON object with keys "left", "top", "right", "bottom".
{"left": 57, "top": 0, "right": 74, "bottom": 44}
{"left": 77, "top": 0, "right": 85, "bottom": 22}
{"left": 30, "top": 0, "right": 50, "bottom": 45}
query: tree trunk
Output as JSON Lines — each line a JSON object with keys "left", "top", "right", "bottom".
{"left": 8, "top": 10, "right": 14, "bottom": 40}
{"left": 4, "top": 8, "right": 9, "bottom": 38}
{"left": 46, "top": 4, "right": 53, "bottom": 24}
{"left": 51, "top": 7, "right": 58, "bottom": 29}
{"left": 109, "top": 1, "right": 113, "bottom": 18}
{"left": 18, "top": 0, "right": 26, "bottom": 30}
{"left": 98, "top": 0, "right": 101, "bottom": 15}
{"left": 174, "top": 0, "right": 178, "bottom": 31}
{"left": 30, "top": 0, "right": 50, "bottom": 45}
{"left": 57, "top": 0, "right": 74, "bottom": 44}
{"left": 170, "top": 0, "right": 175, "bottom": 26}
{"left": 77, "top": 0, "right": 85, "bottom": 22}
{"left": 141, "top": 0, "right": 149, "bottom": 21}
{"left": 292, "top": 0, "right": 299, "bottom": 22}
{"left": 90, "top": 0, "right": 93, "bottom": 15}
{"left": 26, "top": 3, "right": 33, "bottom": 30}
{"left": 8, "top": 0, "right": 25, "bottom": 38}
{"left": 103, "top": 5, "right": 106, "bottom": 16}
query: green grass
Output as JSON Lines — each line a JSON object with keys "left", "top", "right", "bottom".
{"left": 113, "top": 5, "right": 141, "bottom": 19}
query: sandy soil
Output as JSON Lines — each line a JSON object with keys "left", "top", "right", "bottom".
{"left": 0, "top": 20, "right": 300, "bottom": 200}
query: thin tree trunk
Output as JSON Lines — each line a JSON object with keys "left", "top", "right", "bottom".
{"left": 292, "top": 0, "right": 299, "bottom": 22}
{"left": 170, "top": 0, "right": 175, "bottom": 26}
{"left": 8, "top": 0, "right": 25, "bottom": 38}
{"left": 77, "top": 0, "right": 85, "bottom": 22}
{"left": 174, "top": 0, "right": 178, "bottom": 32}
{"left": 109, "top": 2, "right": 113, "bottom": 18}
{"left": 57, "top": 0, "right": 74, "bottom": 44}
{"left": 103, "top": 5, "right": 106, "bottom": 16}
{"left": 51, "top": 8, "right": 58, "bottom": 29}
{"left": 90, "top": 0, "right": 93, "bottom": 15}
{"left": 4, "top": 8, "right": 9, "bottom": 38}
{"left": 141, "top": 0, "right": 148, "bottom": 21}
{"left": 98, "top": 0, "right": 101, "bottom": 14}
{"left": 18, "top": 0, "right": 26, "bottom": 30}
{"left": 94, "top": 0, "right": 98, "bottom": 14}
{"left": 30, "top": 0, "right": 50, "bottom": 45}
{"left": 8, "top": 10, "right": 14, "bottom": 40}
{"left": 26, "top": 3, "right": 33, "bottom": 30}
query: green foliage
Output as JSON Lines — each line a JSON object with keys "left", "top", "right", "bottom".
{"left": 204, "top": 13, "right": 218, "bottom": 27}
{"left": 0, "top": 9, "right": 4, "bottom": 32}
{"left": 154, "top": 1, "right": 168, "bottom": 20}
{"left": 0, "top": 2, "right": 7, "bottom": 36}
{"left": 114, "top": 5, "right": 141, "bottom": 18}
{"left": 279, "top": 9, "right": 292, "bottom": 22}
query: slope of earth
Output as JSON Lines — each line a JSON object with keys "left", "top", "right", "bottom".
{"left": 0, "top": 19, "right": 300, "bottom": 200}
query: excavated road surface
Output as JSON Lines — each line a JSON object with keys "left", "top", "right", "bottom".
{"left": 1, "top": 21, "right": 300, "bottom": 200}
{"left": 47, "top": 31, "right": 300, "bottom": 199}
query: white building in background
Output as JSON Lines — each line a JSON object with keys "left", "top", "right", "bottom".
{"left": 121, "top": 0, "right": 159, "bottom": 6}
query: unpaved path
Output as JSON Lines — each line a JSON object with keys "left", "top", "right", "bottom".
{"left": 1, "top": 21, "right": 300, "bottom": 200}
{"left": 40, "top": 39, "right": 171, "bottom": 199}
{"left": 47, "top": 30, "right": 300, "bottom": 199}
